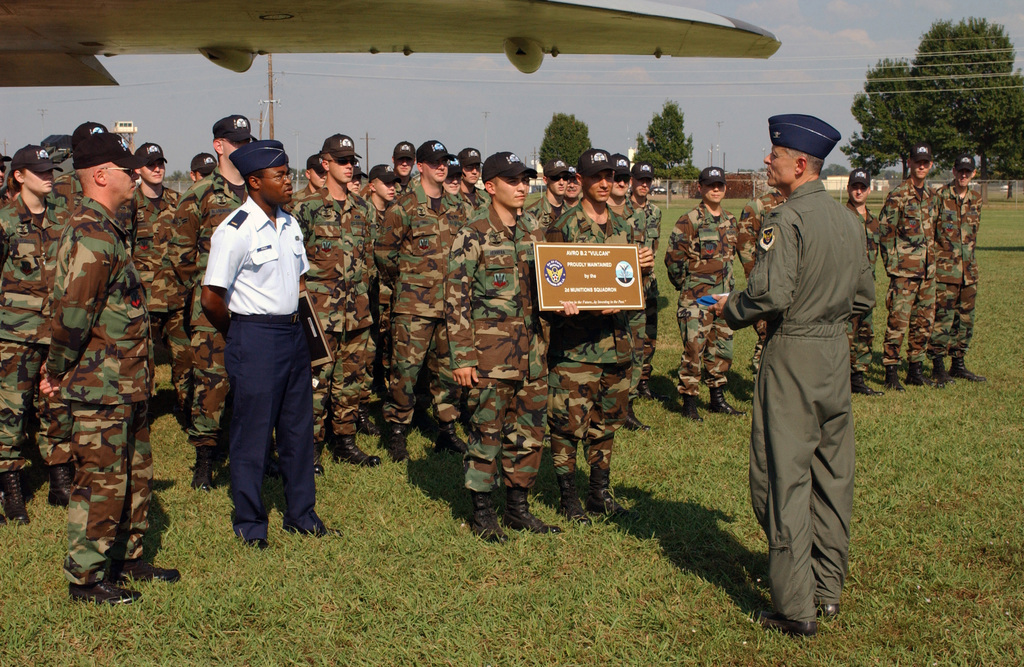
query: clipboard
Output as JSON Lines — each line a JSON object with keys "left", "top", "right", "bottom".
{"left": 298, "top": 290, "right": 333, "bottom": 368}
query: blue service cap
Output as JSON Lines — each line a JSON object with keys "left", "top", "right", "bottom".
{"left": 768, "top": 114, "right": 841, "bottom": 160}
{"left": 230, "top": 140, "right": 289, "bottom": 177}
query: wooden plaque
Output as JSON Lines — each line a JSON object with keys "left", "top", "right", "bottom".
{"left": 298, "top": 291, "right": 334, "bottom": 368}
{"left": 534, "top": 243, "right": 645, "bottom": 311}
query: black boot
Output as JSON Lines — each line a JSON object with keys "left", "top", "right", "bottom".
{"left": 383, "top": 422, "right": 408, "bottom": 462}
{"left": 556, "top": 473, "right": 591, "bottom": 524}
{"left": 469, "top": 491, "right": 507, "bottom": 543}
{"left": 312, "top": 451, "right": 324, "bottom": 476}
{"left": 636, "top": 379, "right": 667, "bottom": 401}
{"left": 332, "top": 434, "right": 382, "bottom": 467}
{"left": 708, "top": 387, "right": 745, "bottom": 416}
{"left": 883, "top": 365, "right": 905, "bottom": 392}
{"left": 355, "top": 404, "right": 381, "bottom": 436}
{"left": 623, "top": 400, "right": 651, "bottom": 431}
{"left": 585, "top": 467, "right": 629, "bottom": 516}
{"left": 191, "top": 446, "right": 214, "bottom": 491}
{"left": 0, "top": 470, "right": 29, "bottom": 524}
{"left": 503, "top": 487, "right": 561, "bottom": 534}
{"left": 949, "top": 357, "right": 986, "bottom": 382}
{"left": 905, "top": 361, "right": 937, "bottom": 387}
{"left": 681, "top": 394, "right": 703, "bottom": 422}
{"left": 47, "top": 462, "right": 75, "bottom": 507}
{"left": 850, "top": 371, "right": 884, "bottom": 396}
{"left": 434, "top": 421, "right": 467, "bottom": 454}
{"left": 930, "top": 356, "right": 953, "bottom": 387}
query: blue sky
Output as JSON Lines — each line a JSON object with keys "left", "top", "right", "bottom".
{"left": 1, "top": 1, "right": 1021, "bottom": 174}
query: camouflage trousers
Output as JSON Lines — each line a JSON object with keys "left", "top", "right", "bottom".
{"left": 547, "top": 360, "right": 629, "bottom": 475}
{"left": 847, "top": 309, "right": 875, "bottom": 373}
{"left": 188, "top": 328, "right": 229, "bottom": 448}
{"left": 883, "top": 276, "right": 935, "bottom": 365}
{"left": 751, "top": 320, "right": 768, "bottom": 371}
{"left": 628, "top": 309, "right": 647, "bottom": 398}
{"left": 150, "top": 308, "right": 193, "bottom": 408}
{"left": 676, "top": 301, "right": 734, "bottom": 395}
{"left": 928, "top": 282, "right": 976, "bottom": 360}
{"left": 383, "top": 313, "right": 459, "bottom": 425}
{"left": 641, "top": 295, "right": 658, "bottom": 381}
{"left": 65, "top": 400, "right": 151, "bottom": 585}
{"left": 313, "top": 326, "right": 373, "bottom": 441}
{"left": 464, "top": 376, "right": 546, "bottom": 492}
{"left": 0, "top": 341, "right": 73, "bottom": 472}
{"left": 372, "top": 282, "right": 393, "bottom": 388}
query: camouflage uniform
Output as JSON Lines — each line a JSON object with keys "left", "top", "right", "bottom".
{"left": 375, "top": 183, "right": 465, "bottom": 426}
{"left": 51, "top": 172, "right": 84, "bottom": 211}
{"left": 0, "top": 195, "right": 73, "bottom": 472}
{"left": 845, "top": 202, "right": 881, "bottom": 373}
{"left": 166, "top": 168, "right": 244, "bottom": 448}
{"left": 635, "top": 197, "right": 662, "bottom": 383}
{"left": 927, "top": 183, "right": 981, "bottom": 361}
{"left": 292, "top": 188, "right": 376, "bottom": 440}
{"left": 447, "top": 208, "right": 549, "bottom": 491}
{"left": 737, "top": 191, "right": 787, "bottom": 369}
{"left": 46, "top": 197, "right": 153, "bottom": 585}
{"left": 877, "top": 180, "right": 937, "bottom": 365}
{"left": 546, "top": 204, "right": 634, "bottom": 475}
{"left": 525, "top": 194, "right": 564, "bottom": 230}
{"left": 616, "top": 200, "right": 649, "bottom": 400}
{"left": 665, "top": 202, "right": 739, "bottom": 395}
{"left": 368, "top": 202, "right": 393, "bottom": 389}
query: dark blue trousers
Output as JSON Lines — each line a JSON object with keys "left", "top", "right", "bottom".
{"left": 225, "top": 319, "right": 323, "bottom": 540}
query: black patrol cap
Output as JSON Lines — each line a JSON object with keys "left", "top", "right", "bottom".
{"left": 352, "top": 164, "right": 366, "bottom": 181}
{"left": 212, "top": 115, "right": 254, "bottom": 143}
{"left": 71, "top": 121, "right": 108, "bottom": 151}
{"left": 543, "top": 158, "right": 571, "bottom": 179}
{"left": 369, "top": 164, "right": 401, "bottom": 184}
{"left": 191, "top": 153, "right": 217, "bottom": 175}
{"left": 416, "top": 140, "right": 455, "bottom": 164}
{"left": 10, "top": 145, "right": 61, "bottom": 173}
{"left": 848, "top": 168, "right": 870, "bottom": 188}
{"left": 631, "top": 161, "right": 654, "bottom": 180}
{"left": 447, "top": 157, "right": 463, "bottom": 178}
{"left": 321, "top": 133, "right": 361, "bottom": 159}
{"left": 910, "top": 142, "right": 933, "bottom": 162}
{"left": 577, "top": 148, "right": 613, "bottom": 177}
{"left": 73, "top": 133, "right": 148, "bottom": 170}
{"left": 954, "top": 154, "right": 976, "bottom": 172}
{"left": 305, "top": 153, "right": 326, "bottom": 176}
{"left": 135, "top": 143, "right": 166, "bottom": 166}
{"left": 482, "top": 151, "right": 537, "bottom": 182}
{"left": 611, "top": 153, "right": 631, "bottom": 177}
{"left": 699, "top": 167, "right": 727, "bottom": 186}
{"left": 457, "top": 147, "right": 483, "bottom": 167}
{"left": 393, "top": 141, "right": 416, "bottom": 160}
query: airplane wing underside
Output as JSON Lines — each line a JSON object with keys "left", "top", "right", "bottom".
{"left": 0, "top": 0, "right": 780, "bottom": 86}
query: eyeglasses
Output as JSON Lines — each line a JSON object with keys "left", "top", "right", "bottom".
{"left": 327, "top": 156, "right": 357, "bottom": 166}
{"left": 613, "top": 176, "right": 631, "bottom": 184}
{"left": 549, "top": 174, "right": 572, "bottom": 182}
{"left": 462, "top": 164, "right": 480, "bottom": 172}
{"left": 100, "top": 166, "right": 137, "bottom": 177}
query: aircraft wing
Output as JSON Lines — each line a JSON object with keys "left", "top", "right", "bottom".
{"left": 0, "top": 0, "right": 780, "bottom": 86}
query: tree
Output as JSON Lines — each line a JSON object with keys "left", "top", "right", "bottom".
{"left": 634, "top": 101, "right": 697, "bottom": 179}
{"left": 539, "top": 113, "right": 591, "bottom": 166}
{"left": 821, "top": 163, "right": 848, "bottom": 177}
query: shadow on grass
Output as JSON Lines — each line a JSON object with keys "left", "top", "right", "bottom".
{"left": 406, "top": 447, "right": 472, "bottom": 521}
{"left": 143, "top": 479, "right": 175, "bottom": 558}
{"left": 976, "top": 246, "right": 1024, "bottom": 252}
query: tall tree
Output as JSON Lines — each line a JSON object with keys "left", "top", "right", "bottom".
{"left": 634, "top": 101, "right": 696, "bottom": 179}
{"left": 539, "top": 113, "right": 591, "bottom": 166}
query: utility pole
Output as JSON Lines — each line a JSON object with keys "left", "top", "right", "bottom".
{"left": 482, "top": 111, "right": 490, "bottom": 156}
{"left": 38, "top": 108, "right": 47, "bottom": 140}
{"left": 267, "top": 54, "right": 275, "bottom": 140}
{"left": 364, "top": 131, "right": 374, "bottom": 167}
{"left": 716, "top": 120, "right": 723, "bottom": 167}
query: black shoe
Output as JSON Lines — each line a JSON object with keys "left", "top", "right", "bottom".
{"left": 112, "top": 559, "right": 181, "bottom": 584}
{"left": 883, "top": 365, "right": 905, "bottom": 392}
{"left": 636, "top": 379, "right": 667, "bottom": 401}
{"left": 383, "top": 422, "right": 409, "bottom": 462}
{"left": 850, "top": 371, "right": 884, "bottom": 396}
{"left": 283, "top": 522, "right": 341, "bottom": 538}
{"left": 756, "top": 611, "right": 817, "bottom": 637}
{"left": 313, "top": 459, "right": 325, "bottom": 476}
{"left": 191, "top": 446, "right": 214, "bottom": 491}
{"left": 355, "top": 404, "right": 381, "bottom": 436}
{"left": 585, "top": 467, "right": 629, "bottom": 516}
{"left": 556, "top": 473, "right": 591, "bottom": 525}
{"left": 434, "top": 421, "right": 467, "bottom": 454}
{"left": 622, "top": 400, "right": 651, "bottom": 431}
{"left": 331, "top": 434, "right": 382, "bottom": 467}
{"left": 929, "top": 356, "right": 953, "bottom": 388}
{"left": 469, "top": 491, "right": 508, "bottom": 543}
{"left": 244, "top": 538, "right": 269, "bottom": 550}
{"left": 0, "top": 470, "right": 29, "bottom": 525}
{"left": 905, "top": 361, "right": 937, "bottom": 387}
{"left": 69, "top": 580, "right": 141, "bottom": 605}
{"left": 47, "top": 462, "right": 75, "bottom": 507}
{"left": 949, "top": 357, "right": 986, "bottom": 382}
{"left": 411, "top": 408, "right": 436, "bottom": 434}
{"left": 817, "top": 603, "right": 840, "bottom": 619}
{"left": 680, "top": 394, "right": 703, "bottom": 422}
{"left": 708, "top": 387, "right": 745, "bottom": 416}
{"left": 503, "top": 487, "right": 561, "bottom": 534}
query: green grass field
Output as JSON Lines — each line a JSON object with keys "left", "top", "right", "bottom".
{"left": 1, "top": 198, "right": 1022, "bottom": 665}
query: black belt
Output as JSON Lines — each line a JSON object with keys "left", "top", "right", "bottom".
{"left": 231, "top": 312, "right": 299, "bottom": 324}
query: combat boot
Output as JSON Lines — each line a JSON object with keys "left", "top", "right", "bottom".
{"left": 469, "top": 491, "right": 507, "bottom": 543}
{"left": 331, "top": 434, "right": 382, "bottom": 467}
{"left": 355, "top": 404, "right": 381, "bottom": 436}
{"left": 883, "top": 365, "right": 905, "bottom": 392}
{"left": 434, "top": 421, "right": 467, "bottom": 454}
{"left": 905, "top": 361, "right": 937, "bottom": 387}
{"left": 191, "top": 446, "right": 214, "bottom": 491}
{"left": 681, "top": 394, "right": 703, "bottom": 422}
{"left": 503, "top": 487, "right": 561, "bottom": 534}
{"left": 708, "top": 387, "right": 745, "bottom": 416}
{"left": 555, "top": 473, "right": 591, "bottom": 524}
{"left": 850, "top": 371, "right": 884, "bottom": 396}
{"left": 110, "top": 559, "right": 181, "bottom": 583}
{"left": 930, "top": 356, "right": 953, "bottom": 387}
{"left": 383, "top": 422, "right": 408, "bottom": 462}
{"left": 69, "top": 580, "right": 141, "bottom": 605}
{"left": 636, "top": 379, "right": 667, "bottom": 402}
{"left": 47, "top": 462, "right": 75, "bottom": 507}
{"left": 623, "top": 400, "right": 651, "bottom": 431}
{"left": 585, "top": 467, "right": 629, "bottom": 516}
{"left": 949, "top": 357, "right": 986, "bottom": 382}
{"left": 0, "top": 470, "right": 29, "bottom": 524}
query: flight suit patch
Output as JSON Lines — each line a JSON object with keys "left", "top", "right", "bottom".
{"left": 759, "top": 227, "right": 775, "bottom": 251}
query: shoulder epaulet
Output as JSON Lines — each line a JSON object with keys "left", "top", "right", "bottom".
{"left": 227, "top": 210, "right": 248, "bottom": 229}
